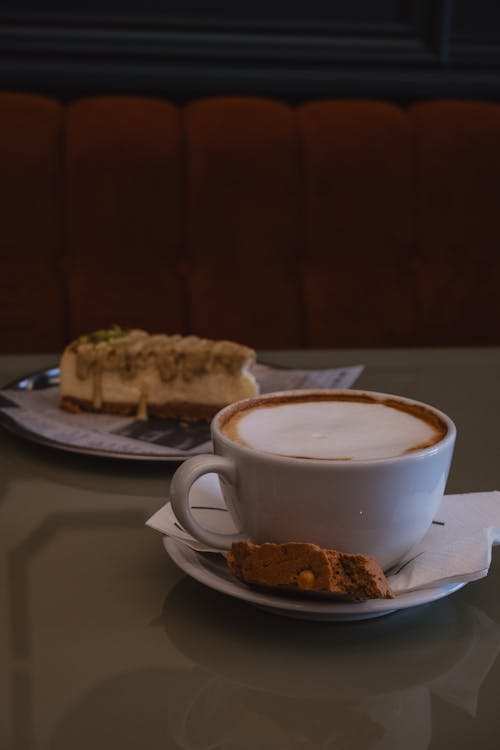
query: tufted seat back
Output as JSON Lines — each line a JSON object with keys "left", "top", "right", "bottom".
{"left": 1, "top": 93, "right": 499, "bottom": 352}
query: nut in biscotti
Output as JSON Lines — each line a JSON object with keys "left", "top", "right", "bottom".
{"left": 227, "top": 541, "right": 394, "bottom": 601}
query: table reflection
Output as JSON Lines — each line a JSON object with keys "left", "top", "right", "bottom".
{"left": 156, "top": 579, "right": 500, "bottom": 750}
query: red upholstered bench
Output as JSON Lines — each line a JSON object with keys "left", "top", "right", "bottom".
{"left": 1, "top": 92, "right": 499, "bottom": 352}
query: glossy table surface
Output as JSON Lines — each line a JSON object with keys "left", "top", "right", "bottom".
{"left": 1, "top": 349, "right": 500, "bottom": 750}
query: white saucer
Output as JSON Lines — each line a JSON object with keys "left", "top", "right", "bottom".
{"left": 164, "top": 537, "right": 466, "bottom": 622}
{"left": 153, "top": 472, "right": 469, "bottom": 621}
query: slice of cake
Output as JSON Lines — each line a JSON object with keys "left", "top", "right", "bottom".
{"left": 59, "top": 326, "right": 259, "bottom": 421}
{"left": 227, "top": 541, "right": 394, "bottom": 601}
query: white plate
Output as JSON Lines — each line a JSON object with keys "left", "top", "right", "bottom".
{"left": 164, "top": 537, "right": 466, "bottom": 622}
{"left": 0, "top": 363, "right": 363, "bottom": 462}
{"left": 151, "top": 473, "right": 469, "bottom": 621}
{"left": 0, "top": 367, "right": 210, "bottom": 462}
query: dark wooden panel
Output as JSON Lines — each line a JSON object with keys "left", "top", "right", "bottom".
{"left": 0, "top": 1, "right": 449, "bottom": 100}
{"left": 0, "top": 2, "right": 500, "bottom": 102}
{"left": 0, "top": 1, "right": 426, "bottom": 33}
{"left": 450, "top": 0, "right": 500, "bottom": 67}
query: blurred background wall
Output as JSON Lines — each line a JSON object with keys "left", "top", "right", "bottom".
{"left": 1, "top": 1, "right": 500, "bottom": 353}
{"left": 1, "top": 0, "right": 500, "bottom": 102}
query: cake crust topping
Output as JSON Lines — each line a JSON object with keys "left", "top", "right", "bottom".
{"left": 59, "top": 327, "right": 258, "bottom": 421}
{"left": 69, "top": 327, "right": 254, "bottom": 382}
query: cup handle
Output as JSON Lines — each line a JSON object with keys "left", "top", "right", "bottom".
{"left": 169, "top": 454, "right": 246, "bottom": 550}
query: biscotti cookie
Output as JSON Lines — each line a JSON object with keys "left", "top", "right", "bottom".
{"left": 227, "top": 541, "right": 394, "bottom": 601}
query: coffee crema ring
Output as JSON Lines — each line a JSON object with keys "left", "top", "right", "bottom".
{"left": 220, "top": 390, "right": 448, "bottom": 462}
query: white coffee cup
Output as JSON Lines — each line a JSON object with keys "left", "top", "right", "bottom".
{"left": 170, "top": 389, "right": 456, "bottom": 570}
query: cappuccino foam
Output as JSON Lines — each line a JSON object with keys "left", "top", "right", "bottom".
{"left": 222, "top": 395, "right": 446, "bottom": 460}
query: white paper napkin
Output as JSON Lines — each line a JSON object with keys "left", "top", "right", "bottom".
{"left": 386, "top": 491, "right": 500, "bottom": 593}
{"left": 146, "top": 484, "right": 500, "bottom": 595}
